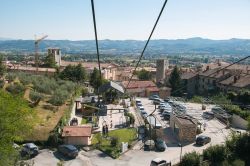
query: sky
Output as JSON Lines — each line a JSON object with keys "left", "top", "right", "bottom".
{"left": 0, "top": 0, "right": 250, "bottom": 40}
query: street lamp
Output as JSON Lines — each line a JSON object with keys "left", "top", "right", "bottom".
{"left": 178, "top": 143, "right": 183, "bottom": 162}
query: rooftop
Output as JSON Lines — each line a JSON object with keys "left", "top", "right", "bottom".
{"left": 181, "top": 72, "right": 197, "bottom": 80}
{"left": 62, "top": 125, "right": 92, "bottom": 137}
{"left": 61, "top": 61, "right": 118, "bottom": 69}
{"left": 175, "top": 115, "right": 197, "bottom": 126}
{"left": 219, "top": 74, "right": 250, "bottom": 88}
{"left": 199, "top": 68, "right": 230, "bottom": 78}
{"left": 122, "top": 80, "right": 157, "bottom": 89}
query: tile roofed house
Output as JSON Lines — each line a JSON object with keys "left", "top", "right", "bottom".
{"left": 62, "top": 125, "right": 92, "bottom": 145}
{"left": 199, "top": 68, "right": 230, "bottom": 78}
{"left": 122, "top": 80, "right": 159, "bottom": 97}
{"left": 218, "top": 74, "right": 250, "bottom": 92}
{"left": 197, "top": 68, "right": 232, "bottom": 95}
{"left": 181, "top": 72, "right": 197, "bottom": 80}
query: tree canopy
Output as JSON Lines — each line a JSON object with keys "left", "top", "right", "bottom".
{"left": 169, "top": 66, "right": 182, "bottom": 96}
{"left": 0, "top": 90, "right": 35, "bottom": 165}
{"left": 90, "top": 67, "right": 107, "bottom": 91}
{"left": 43, "top": 53, "right": 56, "bottom": 68}
{"left": 137, "top": 69, "right": 152, "bottom": 80}
{"left": 0, "top": 55, "right": 6, "bottom": 78}
{"left": 59, "top": 64, "right": 86, "bottom": 83}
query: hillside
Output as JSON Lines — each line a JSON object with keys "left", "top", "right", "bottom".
{"left": 1, "top": 38, "right": 250, "bottom": 56}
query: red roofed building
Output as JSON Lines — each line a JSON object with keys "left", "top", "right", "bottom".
{"left": 62, "top": 125, "right": 92, "bottom": 145}
{"left": 122, "top": 80, "right": 159, "bottom": 97}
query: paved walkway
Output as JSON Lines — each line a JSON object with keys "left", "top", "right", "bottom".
{"left": 69, "top": 99, "right": 82, "bottom": 125}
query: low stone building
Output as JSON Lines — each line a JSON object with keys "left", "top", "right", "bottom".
{"left": 170, "top": 114, "right": 198, "bottom": 143}
{"left": 62, "top": 125, "right": 92, "bottom": 145}
{"left": 122, "top": 80, "right": 159, "bottom": 97}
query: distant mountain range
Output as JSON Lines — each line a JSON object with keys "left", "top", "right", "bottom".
{"left": 1, "top": 37, "right": 250, "bottom": 56}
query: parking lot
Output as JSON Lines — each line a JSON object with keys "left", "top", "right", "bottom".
{"left": 138, "top": 98, "right": 169, "bottom": 128}
{"left": 134, "top": 97, "right": 231, "bottom": 147}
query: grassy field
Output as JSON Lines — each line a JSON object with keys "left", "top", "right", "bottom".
{"left": 92, "top": 128, "right": 137, "bottom": 158}
{"left": 27, "top": 100, "right": 69, "bottom": 141}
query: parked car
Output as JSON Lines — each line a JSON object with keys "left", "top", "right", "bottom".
{"left": 153, "top": 98, "right": 163, "bottom": 105}
{"left": 196, "top": 136, "right": 211, "bottom": 146}
{"left": 21, "top": 143, "right": 39, "bottom": 158}
{"left": 136, "top": 102, "right": 143, "bottom": 107}
{"left": 150, "top": 158, "right": 171, "bottom": 166}
{"left": 202, "top": 111, "right": 214, "bottom": 119}
{"left": 155, "top": 139, "right": 167, "bottom": 151}
{"left": 149, "top": 95, "right": 160, "bottom": 100}
{"left": 144, "top": 139, "right": 155, "bottom": 151}
{"left": 162, "top": 110, "right": 171, "bottom": 117}
{"left": 58, "top": 145, "right": 79, "bottom": 159}
{"left": 135, "top": 99, "right": 141, "bottom": 103}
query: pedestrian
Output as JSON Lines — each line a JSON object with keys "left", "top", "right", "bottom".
{"left": 102, "top": 125, "right": 106, "bottom": 136}
{"left": 110, "top": 120, "right": 113, "bottom": 128}
{"left": 105, "top": 125, "right": 109, "bottom": 136}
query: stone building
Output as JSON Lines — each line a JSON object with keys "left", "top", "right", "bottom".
{"left": 156, "top": 59, "right": 168, "bottom": 83}
{"left": 122, "top": 80, "right": 159, "bottom": 97}
{"left": 62, "top": 125, "right": 92, "bottom": 145}
{"left": 170, "top": 114, "right": 198, "bottom": 143}
{"left": 48, "top": 48, "right": 61, "bottom": 66}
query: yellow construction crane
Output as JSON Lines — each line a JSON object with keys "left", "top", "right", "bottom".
{"left": 34, "top": 35, "right": 48, "bottom": 71}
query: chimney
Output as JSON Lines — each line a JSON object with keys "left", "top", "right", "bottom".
{"left": 217, "top": 59, "right": 221, "bottom": 66}
{"left": 222, "top": 70, "right": 225, "bottom": 75}
{"left": 205, "top": 66, "right": 209, "bottom": 71}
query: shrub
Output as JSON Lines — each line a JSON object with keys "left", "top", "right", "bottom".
{"left": 6, "top": 73, "right": 16, "bottom": 82}
{"left": 110, "top": 137, "right": 119, "bottom": 147}
{"left": 180, "top": 151, "right": 200, "bottom": 166}
{"left": 81, "top": 88, "right": 88, "bottom": 97}
{"left": 6, "top": 83, "right": 25, "bottom": 95}
{"left": 124, "top": 112, "right": 135, "bottom": 126}
{"left": 47, "top": 133, "right": 62, "bottom": 147}
{"left": 29, "top": 90, "right": 43, "bottom": 102}
{"left": 190, "top": 96, "right": 204, "bottom": 103}
{"left": 0, "top": 80, "right": 4, "bottom": 88}
{"left": 203, "top": 145, "right": 226, "bottom": 165}
{"left": 49, "top": 89, "right": 68, "bottom": 106}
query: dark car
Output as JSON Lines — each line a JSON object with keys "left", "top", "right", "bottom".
{"left": 202, "top": 111, "right": 214, "bottom": 119}
{"left": 58, "top": 145, "right": 79, "bottom": 158}
{"left": 150, "top": 158, "right": 171, "bottom": 166}
{"left": 155, "top": 139, "right": 167, "bottom": 151}
{"left": 153, "top": 98, "right": 163, "bottom": 105}
{"left": 21, "top": 143, "right": 39, "bottom": 158}
{"left": 196, "top": 136, "right": 211, "bottom": 146}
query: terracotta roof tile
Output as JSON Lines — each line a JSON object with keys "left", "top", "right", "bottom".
{"left": 122, "top": 81, "right": 157, "bottom": 89}
{"left": 62, "top": 125, "right": 92, "bottom": 137}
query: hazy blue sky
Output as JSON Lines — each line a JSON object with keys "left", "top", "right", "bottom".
{"left": 1, "top": 0, "right": 250, "bottom": 40}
